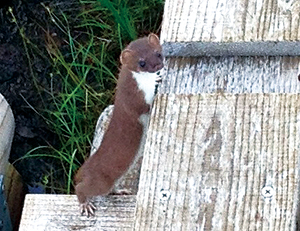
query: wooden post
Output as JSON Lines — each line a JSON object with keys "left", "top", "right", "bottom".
{"left": 0, "top": 94, "right": 14, "bottom": 176}
{"left": 0, "top": 94, "right": 25, "bottom": 230}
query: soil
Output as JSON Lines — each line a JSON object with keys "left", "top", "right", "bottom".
{"left": 0, "top": 0, "right": 69, "bottom": 192}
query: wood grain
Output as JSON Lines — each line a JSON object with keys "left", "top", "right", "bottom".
{"left": 0, "top": 94, "right": 15, "bottom": 175}
{"left": 159, "top": 56, "right": 300, "bottom": 94}
{"left": 161, "top": 0, "right": 300, "bottom": 56}
{"left": 134, "top": 93, "right": 300, "bottom": 230}
{"left": 19, "top": 195, "right": 136, "bottom": 231}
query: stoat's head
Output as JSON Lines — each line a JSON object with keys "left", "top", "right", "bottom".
{"left": 120, "top": 33, "right": 164, "bottom": 73}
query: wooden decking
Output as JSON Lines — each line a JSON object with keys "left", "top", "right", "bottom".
{"left": 19, "top": 0, "right": 300, "bottom": 230}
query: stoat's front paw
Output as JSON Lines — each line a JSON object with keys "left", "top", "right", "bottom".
{"left": 80, "top": 200, "right": 96, "bottom": 217}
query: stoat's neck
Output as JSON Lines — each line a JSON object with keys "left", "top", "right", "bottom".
{"left": 132, "top": 71, "right": 159, "bottom": 105}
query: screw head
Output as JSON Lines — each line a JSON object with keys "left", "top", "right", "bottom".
{"left": 159, "top": 189, "right": 170, "bottom": 201}
{"left": 261, "top": 186, "right": 274, "bottom": 199}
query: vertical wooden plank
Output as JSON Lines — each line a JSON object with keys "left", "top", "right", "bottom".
{"left": 134, "top": 94, "right": 300, "bottom": 230}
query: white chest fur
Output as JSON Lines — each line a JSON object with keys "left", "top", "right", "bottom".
{"left": 132, "top": 71, "right": 160, "bottom": 105}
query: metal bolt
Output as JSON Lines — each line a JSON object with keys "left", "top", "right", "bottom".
{"left": 159, "top": 189, "right": 170, "bottom": 201}
{"left": 261, "top": 186, "right": 274, "bottom": 199}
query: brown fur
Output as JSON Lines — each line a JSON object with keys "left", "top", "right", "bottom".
{"left": 74, "top": 34, "right": 163, "bottom": 207}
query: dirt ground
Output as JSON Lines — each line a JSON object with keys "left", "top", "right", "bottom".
{"left": 0, "top": 0, "right": 64, "bottom": 192}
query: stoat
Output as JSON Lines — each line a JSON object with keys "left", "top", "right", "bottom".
{"left": 74, "top": 33, "right": 163, "bottom": 216}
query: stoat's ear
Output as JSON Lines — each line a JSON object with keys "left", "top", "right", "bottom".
{"left": 120, "top": 49, "right": 133, "bottom": 65}
{"left": 148, "top": 33, "right": 160, "bottom": 48}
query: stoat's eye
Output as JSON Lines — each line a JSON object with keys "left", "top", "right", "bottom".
{"left": 139, "top": 60, "right": 146, "bottom": 68}
{"left": 156, "top": 52, "right": 162, "bottom": 58}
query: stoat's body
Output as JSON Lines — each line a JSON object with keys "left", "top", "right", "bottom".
{"left": 74, "top": 33, "right": 163, "bottom": 216}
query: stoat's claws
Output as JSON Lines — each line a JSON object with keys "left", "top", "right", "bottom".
{"left": 155, "top": 69, "right": 163, "bottom": 84}
{"left": 155, "top": 75, "right": 162, "bottom": 87}
{"left": 155, "top": 76, "right": 162, "bottom": 83}
{"left": 80, "top": 201, "right": 96, "bottom": 217}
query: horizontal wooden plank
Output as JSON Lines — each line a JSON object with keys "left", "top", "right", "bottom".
{"left": 161, "top": 0, "right": 300, "bottom": 56}
{"left": 134, "top": 93, "right": 300, "bottom": 231}
{"left": 159, "top": 56, "right": 300, "bottom": 94}
{"left": 19, "top": 195, "right": 136, "bottom": 231}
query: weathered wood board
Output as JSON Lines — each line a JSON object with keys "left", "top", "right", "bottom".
{"left": 0, "top": 93, "right": 15, "bottom": 175}
{"left": 134, "top": 93, "right": 300, "bottom": 230}
{"left": 161, "top": 0, "right": 300, "bottom": 56}
{"left": 160, "top": 56, "right": 300, "bottom": 94}
{"left": 19, "top": 194, "right": 136, "bottom": 231}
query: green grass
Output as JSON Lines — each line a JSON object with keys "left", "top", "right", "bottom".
{"left": 10, "top": 0, "right": 164, "bottom": 193}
